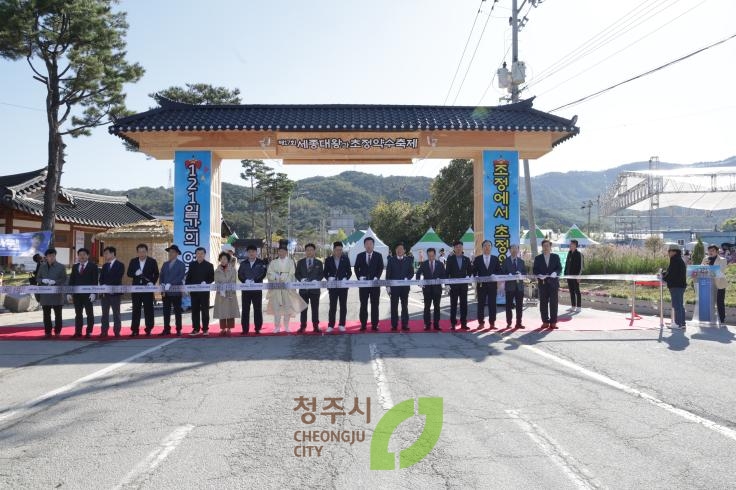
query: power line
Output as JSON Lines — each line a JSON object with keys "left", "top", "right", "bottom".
{"left": 525, "top": 0, "right": 679, "bottom": 91}
{"left": 450, "top": 0, "right": 500, "bottom": 105}
{"left": 442, "top": 0, "right": 486, "bottom": 105}
{"left": 534, "top": 0, "right": 704, "bottom": 98}
{"left": 0, "top": 101, "right": 45, "bottom": 112}
{"left": 549, "top": 32, "right": 736, "bottom": 112}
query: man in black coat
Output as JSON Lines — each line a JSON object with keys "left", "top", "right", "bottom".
{"left": 295, "top": 243, "right": 324, "bottom": 333}
{"left": 501, "top": 244, "right": 527, "bottom": 329}
{"left": 661, "top": 244, "right": 687, "bottom": 329}
{"left": 473, "top": 240, "right": 502, "bottom": 329}
{"left": 564, "top": 239, "right": 584, "bottom": 312}
{"left": 185, "top": 246, "right": 215, "bottom": 336}
{"left": 532, "top": 239, "right": 563, "bottom": 328}
{"left": 354, "top": 236, "right": 384, "bottom": 331}
{"left": 416, "top": 247, "right": 446, "bottom": 330}
{"left": 323, "top": 241, "right": 352, "bottom": 333}
{"left": 67, "top": 247, "right": 99, "bottom": 338}
{"left": 238, "top": 244, "right": 268, "bottom": 334}
{"left": 99, "top": 246, "right": 125, "bottom": 337}
{"left": 446, "top": 240, "right": 473, "bottom": 330}
{"left": 385, "top": 243, "right": 414, "bottom": 331}
{"left": 127, "top": 243, "right": 160, "bottom": 336}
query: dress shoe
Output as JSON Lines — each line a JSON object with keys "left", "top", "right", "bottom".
{"left": 450, "top": 325, "right": 456, "bottom": 331}
{"left": 401, "top": 326, "right": 410, "bottom": 332}
{"left": 144, "top": 329, "right": 152, "bottom": 336}
{"left": 160, "top": 331, "right": 170, "bottom": 336}
{"left": 188, "top": 330, "right": 200, "bottom": 336}
{"left": 114, "top": 333, "right": 121, "bottom": 338}
{"left": 424, "top": 325, "right": 431, "bottom": 331}
{"left": 54, "top": 331, "right": 60, "bottom": 337}
{"left": 313, "top": 326, "right": 320, "bottom": 333}
{"left": 298, "top": 326, "right": 306, "bottom": 334}
{"left": 515, "top": 324, "right": 525, "bottom": 329}
{"left": 72, "top": 333, "right": 82, "bottom": 338}
{"left": 433, "top": 325, "right": 441, "bottom": 331}
{"left": 391, "top": 326, "right": 398, "bottom": 332}
{"left": 100, "top": 332, "right": 108, "bottom": 338}
{"left": 506, "top": 323, "right": 512, "bottom": 329}
{"left": 549, "top": 323, "right": 558, "bottom": 329}
{"left": 130, "top": 331, "right": 139, "bottom": 337}
{"left": 371, "top": 326, "right": 379, "bottom": 332}
{"left": 477, "top": 322, "right": 485, "bottom": 329}
{"left": 460, "top": 325, "right": 470, "bottom": 331}
{"left": 255, "top": 328, "right": 261, "bottom": 334}
{"left": 359, "top": 325, "right": 367, "bottom": 331}
{"left": 488, "top": 322, "right": 496, "bottom": 330}
{"left": 541, "top": 322, "right": 550, "bottom": 328}
{"left": 44, "top": 333, "right": 52, "bottom": 339}
{"left": 240, "top": 331, "right": 247, "bottom": 336}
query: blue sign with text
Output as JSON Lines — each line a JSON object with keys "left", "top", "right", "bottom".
{"left": 173, "top": 151, "right": 212, "bottom": 264}
{"left": 0, "top": 231, "right": 51, "bottom": 257}
{"left": 482, "top": 150, "right": 520, "bottom": 263}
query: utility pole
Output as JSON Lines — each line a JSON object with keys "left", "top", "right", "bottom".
{"left": 582, "top": 200, "right": 594, "bottom": 235}
{"left": 510, "top": 0, "right": 540, "bottom": 256}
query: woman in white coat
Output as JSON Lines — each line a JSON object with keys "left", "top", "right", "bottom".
{"left": 266, "top": 244, "right": 306, "bottom": 333}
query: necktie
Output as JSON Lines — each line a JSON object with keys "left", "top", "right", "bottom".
{"left": 80, "top": 263, "right": 85, "bottom": 274}
{"left": 308, "top": 259, "right": 312, "bottom": 268}
{"left": 430, "top": 261, "right": 434, "bottom": 275}
{"left": 367, "top": 254, "right": 371, "bottom": 264}
{"left": 485, "top": 256, "right": 489, "bottom": 268}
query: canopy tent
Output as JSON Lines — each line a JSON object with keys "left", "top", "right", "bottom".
{"left": 555, "top": 224, "right": 599, "bottom": 247}
{"left": 459, "top": 227, "right": 475, "bottom": 256}
{"left": 348, "top": 227, "right": 389, "bottom": 266}
{"left": 409, "top": 227, "right": 450, "bottom": 262}
{"left": 520, "top": 227, "right": 545, "bottom": 245}
{"left": 344, "top": 229, "right": 365, "bottom": 247}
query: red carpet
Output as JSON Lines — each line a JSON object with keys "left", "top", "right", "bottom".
{"left": 0, "top": 312, "right": 660, "bottom": 341}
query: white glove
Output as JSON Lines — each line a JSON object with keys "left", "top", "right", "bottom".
{"left": 246, "top": 279, "right": 253, "bottom": 284}
{"left": 201, "top": 281, "right": 207, "bottom": 285}
{"left": 516, "top": 271, "right": 522, "bottom": 275}
{"left": 135, "top": 270, "right": 142, "bottom": 276}
{"left": 147, "top": 282, "right": 154, "bottom": 286}
{"left": 89, "top": 294, "right": 96, "bottom": 302}
{"left": 219, "top": 290, "right": 227, "bottom": 297}
{"left": 66, "top": 294, "right": 73, "bottom": 303}
{"left": 301, "top": 278, "right": 307, "bottom": 282}
{"left": 164, "top": 283, "right": 171, "bottom": 291}
{"left": 374, "top": 277, "right": 380, "bottom": 281}
{"left": 359, "top": 276, "right": 366, "bottom": 280}
{"left": 551, "top": 272, "right": 558, "bottom": 278}
{"left": 42, "top": 278, "right": 54, "bottom": 285}
{"left": 328, "top": 276, "right": 336, "bottom": 281}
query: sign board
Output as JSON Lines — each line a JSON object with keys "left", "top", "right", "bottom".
{"left": 482, "top": 150, "right": 520, "bottom": 264}
{"left": 173, "top": 151, "right": 212, "bottom": 264}
{"left": 276, "top": 133, "right": 421, "bottom": 158}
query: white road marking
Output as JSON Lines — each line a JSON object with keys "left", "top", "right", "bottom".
{"left": 369, "top": 343, "right": 394, "bottom": 410}
{"left": 506, "top": 410, "right": 598, "bottom": 489}
{"left": 514, "top": 340, "right": 736, "bottom": 443}
{"left": 0, "top": 339, "right": 180, "bottom": 428}
{"left": 113, "top": 424, "right": 195, "bottom": 490}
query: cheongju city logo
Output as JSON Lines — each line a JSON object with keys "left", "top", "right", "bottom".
{"left": 292, "top": 395, "right": 443, "bottom": 469}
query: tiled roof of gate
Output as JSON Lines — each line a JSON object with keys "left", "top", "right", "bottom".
{"left": 110, "top": 96, "right": 579, "bottom": 147}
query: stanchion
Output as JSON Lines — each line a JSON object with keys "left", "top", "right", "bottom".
{"left": 626, "top": 280, "right": 642, "bottom": 326}
{"left": 659, "top": 274, "right": 665, "bottom": 329}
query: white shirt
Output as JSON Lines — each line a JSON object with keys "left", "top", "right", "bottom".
{"left": 138, "top": 258, "right": 147, "bottom": 270}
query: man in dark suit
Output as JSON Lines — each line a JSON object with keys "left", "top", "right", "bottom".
{"left": 354, "top": 236, "right": 384, "bottom": 331}
{"left": 445, "top": 240, "right": 473, "bottom": 330}
{"left": 473, "top": 240, "right": 502, "bottom": 329}
{"left": 238, "top": 244, "right": 268, "bottom": 334}
{"left": 185, "top": 246, "right": 215, "bottom": 336}
{"left": 416, "top": 247, "right": 446, "bottom": 331}
{"left": 533, "top": 239, "right": 563, "bottom": 329}
{"left": 159, "top": 244, "right": 186, "bottom": 336}
{"left": 323, "top": 241, "right": 352, "bottom": 333}
{"left": 564, "top": 239, "right": 583, "bottom": 312}
{"left": 295, "top": 243, "right": 324, "bottom": 333}
{"left": 99, "top": 246, "right": 125, "bottom": 337}
{"left": 67, "top": 247, "right": 99, "bottom": 338}
{"left": 501, "top": 244, "right": 527, "bottom": 329}
{"left": 127, "top": 243, "right": 160, "bottom": 336}
{"left": 385, "top": 243, "right": 414, "bottom": 331}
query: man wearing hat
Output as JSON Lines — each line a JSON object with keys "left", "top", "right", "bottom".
{"left": 238, "top": 244, "right": 268, "bottom": 334}
{"left": 160, "top": 244, "right": 186, "bottom": 335}
{"left": 662, "top": 244, "right": 687, "bottom": 329}
{"left": 385, "top": 242, "right": 414, "bottom": 331}
{"left": 36, "top": 248, "right": 67, "bottom": 338}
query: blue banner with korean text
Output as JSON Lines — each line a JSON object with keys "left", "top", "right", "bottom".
{"left": 482, "top": 150, "right": 520, "bottom": 264}
{"left": 173, "top": 151, "right": 211, "bottom": 264}
{"left": 0, "top": 231, "right": 51, "bottom": 257}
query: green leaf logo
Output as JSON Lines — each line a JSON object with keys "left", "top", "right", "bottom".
{"left": 370, "top": 397, "right": 443, "bottom": 470}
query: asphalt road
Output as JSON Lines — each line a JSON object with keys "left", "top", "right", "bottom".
{"left": 1, "top": 288, "right": 735, "bottom": 489}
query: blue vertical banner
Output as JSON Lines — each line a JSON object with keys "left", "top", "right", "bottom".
{"left": 173, "top": 151, "right": 212, "bottom": 264}
{"left": 482, "top": 150, "right": 520, "bottom": 263}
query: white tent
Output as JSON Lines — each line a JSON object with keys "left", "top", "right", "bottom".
{"left": 348, "top": 227, "right": 389, "bottom": 266}
{"left": 460, "top": 227, "right": 475, "bottom": 257}
{"left": 409, "top": 227, "right": 450, "bottom": 261}
{"left": 555, "top": 224, "right": 599, "bottom": 247}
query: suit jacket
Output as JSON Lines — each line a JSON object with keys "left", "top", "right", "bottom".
{"left": 159, "top": 259, "right": 186, "bottom": 296}
{"left": 185, "top": 260, "right": 215, "bottom": 285}
{"left": 324, "top": 255, "right": 352, "bottom": 281}
{"left": 99, "top": 259, "right": 125, "bottom": 296}
{"left": 473, "top": 254, "right": 501, "bottom": 290}
{"left": 127, "top": 257, "right": 160, "bottom": 286}
{"left": 500, "top": 256, "right": 527, "bottom": 292}
{"left": 295, "top": 257, "right": 324, "bottom": 293}
{"left": 532, "top": 253, "right": 562, "bottom": 289}
{"left": 416, "top": 259, "right": 446, "bottom": 292}
{"left": 354, "top": 251, "right": 384, "bottom": 281}
{"left": 445, "top": 253, "right": 472, "bottom": 279}
{"left": 238, "top": 258, "right": 268, "bottom": 283}
{"left": 702, "top": 255, "right": 728, "bottom": 289}
{"left": 36, "top": 260, "right": 67, "bottom": 306}
{"left": 69, "top": 261, "right": 100, "bottom": 297}
{"left": 564, "top": 249, "right": 583, "bottom": 276}
{"left": 386, "top": 255, "right": 414, "bottom": 284}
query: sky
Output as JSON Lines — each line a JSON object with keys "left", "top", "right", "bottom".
{"left": 1, "top": 0, "right": 735, "bottom": 191}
